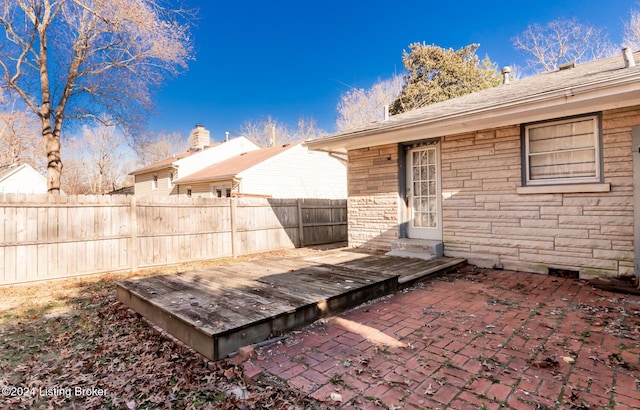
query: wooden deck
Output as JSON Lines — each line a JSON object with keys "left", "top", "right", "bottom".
{"left": 117, "top": 248, "right": 465, "bottom": 360}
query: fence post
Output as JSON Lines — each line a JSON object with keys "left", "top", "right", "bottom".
{"left": 230, "top": 197, "right": 237, "bottom": 257}
{"left": 297, "top": 199, "right": 304, "bottom": 248}
{"left": 129, "top": 195, "right": 138, "bottom": 271}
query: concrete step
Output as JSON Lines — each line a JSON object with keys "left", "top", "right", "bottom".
{"left": 387, "top": 239, "right": 443, "bottom": 261}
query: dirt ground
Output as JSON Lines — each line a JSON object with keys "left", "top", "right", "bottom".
{"left": 1, "top": 247, "right": 639, "bottom": 409}
{"left": 0, "top": 250, "right": 332, "bottom": 409}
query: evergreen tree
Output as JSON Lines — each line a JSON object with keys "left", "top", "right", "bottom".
{"left": 390, "top": 43, "right": 501, "bottom": 115}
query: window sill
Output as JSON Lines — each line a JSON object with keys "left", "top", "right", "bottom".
{"left": 517, "top": 183, "right": 611, "bottom": 194}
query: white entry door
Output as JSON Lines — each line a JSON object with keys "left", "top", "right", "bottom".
{"left": 406, "top": 143, "right": 442, "bottom": 240}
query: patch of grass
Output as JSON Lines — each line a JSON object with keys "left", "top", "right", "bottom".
{"left": 330, "top": 373, "right": 343, "bottom": 385}
{"left": 0, "top": 258, "right": 331, "bottom": 409}
{"left": 292, "top": 356, "right": 307, "bottom": 366}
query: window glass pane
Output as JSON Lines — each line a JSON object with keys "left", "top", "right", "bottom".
{"left": 419, "top": 213, "right": 429, "bottom": 227}
{"left": 530, "top": 132, "right": 594, "bottom": 154}
{"left": 412, "top": 166, "right": 420, "bottom": 181}
{"left": 530, "top": 149, "right": 596, "bottom": 180}
{"left": 420, "top": 166, "right": 429, "bottom": 181}
{"left": 428, "top": 212, "right": 437, "bottom": 228}
{"left": 527, "top": 116, "right": 599, "bottom": 183}
{"left": 429, "top": 181, "right": 436, "bottom": 195}
{"left": 412, "top": 197, "right": 421, "bottom": 212}
{"left": 428, "top": 165, "right": 436, "bottom": 180}
{"left": 427, "top": 149, "right": 435, "bottom": 164}
{"left": 529, "top": 119, "right": 593, "bottom": 141}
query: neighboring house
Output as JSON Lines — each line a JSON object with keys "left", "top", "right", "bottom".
{"left": 129, "top": 125, "right": 259, "bottom": 196}
{"left": 107, "top": 185, "right": 135, "bottom": 195}
{"left": 0, "top": 163, "right": 47, "bottom": 194}
{"left": 173, "top": 141, "right": 347, "bottom": 199}
{"left": 306, "top": 49, "right": 640, "bottom": 279}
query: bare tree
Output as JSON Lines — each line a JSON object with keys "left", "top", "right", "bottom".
{"left": 336, "top": 75, "right": 403, "bottom": 131}
{"left": 513, "top": 18, "right": 614, "bottom": 73}
{"left": 59, "top": 157, "right": 91, "bottom": 194}
{"left": 623, "top": 10, "right": 640, "bottom": 50}
{"left": 130, "top": 130, "right": 186, "bottom": 166}
{"left": 62, "top": 122, "right": 133, "bottom": 194}
{"left": 294, "top": 117, "right": 325, "bottom": 140}
{"left": 238, "top": 115, "right": 295, "bottom": 147}
{"left": 0, "top": 107, "right": 44, "bottom": 171}
{"left": 0, "top": 0, "right": 193, "bottom": 193}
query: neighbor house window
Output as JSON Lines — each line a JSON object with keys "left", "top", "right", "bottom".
{"left": 186, "top": 188, "right": 192, "bottom": 197}
{"left": 216, "top": 189, "right": 223, "bottom": 198}
{"left": 226, "top": 188, "right": 232, "bottom": 198}
{"left": 523, "top": 114, "right": 601, "bottom": 186}
{"left": 169, "top": 172, "right": 176, "bottom": 188}
{"left": 152, "top": 175, "right": 159, "bottom": 190}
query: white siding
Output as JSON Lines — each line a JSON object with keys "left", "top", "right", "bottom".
{"left": 237, "top": 145, "right": 347, "bottom": 198}
{"left": 134, "top": 169, "right": 178, "bottom": 197}
{"left": 175, "top": 137, "right": 259, "bottom": 178}
{"left": 133, "top": 136, "right": 258, "bottom": 197}
{"left": 184, "top": 181, "right": 233, "bottom": 198}
{"left": 0, "top": 166, "right": 47, "bottom": 194}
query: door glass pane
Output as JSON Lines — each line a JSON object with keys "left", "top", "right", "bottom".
{"left": 428, "top": 165, "right": 436, "bottom": 179}
{"left": 427, "top": 149, "right": 435, "bottom": 164}
{"left": 410, "top": 146, "right": 438, "bottom": 230}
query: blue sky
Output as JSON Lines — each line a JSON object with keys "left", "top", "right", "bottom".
{"left": 149, "top": 0, "right": 638, "bottom": 142}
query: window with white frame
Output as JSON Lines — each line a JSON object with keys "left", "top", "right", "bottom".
{"left": 152, "top": 175, "right": 159, "bottom": 190}
{"left": 523, "top": 114, "right": 601, "bottom": 186}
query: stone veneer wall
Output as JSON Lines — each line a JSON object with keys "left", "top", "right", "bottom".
{"left": 347, "top": 144, "right": 400, "bottom": 249}
{"left": 345, "top": 106, "right": 637, "bottom": 278}
{"left": 441, "top": 107, "right": 638, "bottom": 278}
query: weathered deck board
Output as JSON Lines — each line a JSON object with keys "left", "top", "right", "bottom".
{"left": 117, "top": 249, "right": 465, "bottom": 360}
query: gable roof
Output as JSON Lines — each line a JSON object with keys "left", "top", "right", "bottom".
{"left": 307, "top": 50, "right": 640, "bottom": 153}
{"left": 0, "top": 164, "right": 19, "bottom": 181}
{"left": 0, "top": 163, "right": 44, "bottom": 182}
{"left": 129, "top": 151, "right": 191, "bottom": 175}
{"left": 174, "top": 142, "right": 301, "bottom": 184}
{"left": 129, "top": 144, "right": 219, "bottom": 176}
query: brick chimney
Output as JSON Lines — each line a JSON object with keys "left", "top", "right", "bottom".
{"left": 188, "top": 124, "right": 211, "bottom": 150}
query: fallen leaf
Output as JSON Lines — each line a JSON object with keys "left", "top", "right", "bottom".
{"left": 425, "top": 383, "right": 435, "bottom": 395}
{"left": 531, "top": 357, "right": 559, "bottom": 369}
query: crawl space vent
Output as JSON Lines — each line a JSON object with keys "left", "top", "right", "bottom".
{"left": 548, "top": 268, "right": 579, "bottom": 279}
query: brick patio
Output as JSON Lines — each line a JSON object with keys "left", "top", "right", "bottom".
{"left": 232, "top": 265, "right": 640, "bottom": 409}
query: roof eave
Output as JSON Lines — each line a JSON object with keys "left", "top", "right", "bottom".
{"left": 175, "top": 174, "right": 240, "bottom": 185}
{"left": 306, "top": 75, "right": 640, "bottom": 153}
{"left": 129, "top": 163, "right": 178, "bottom": 176}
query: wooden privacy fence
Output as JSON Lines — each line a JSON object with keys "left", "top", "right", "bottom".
{"left": 0, "top": 195, "right": 347, "bottom": 285}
